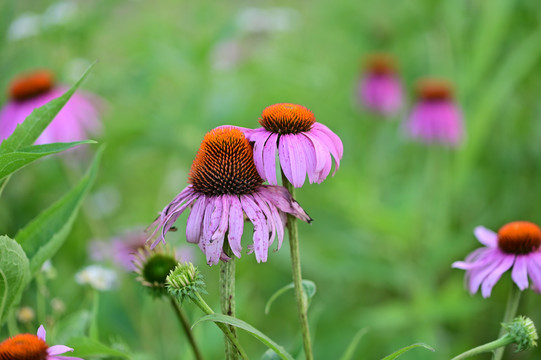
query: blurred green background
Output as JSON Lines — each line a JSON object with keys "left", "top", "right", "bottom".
{"left": 1, "top": 0, "right": 541, "bottom": 359}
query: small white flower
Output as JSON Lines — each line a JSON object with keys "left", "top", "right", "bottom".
{"left": 7, "top": 12, "right": 41, "bottom": 41}
{"left": 75, "top": 264, "right": 118, "bottom": 291}
{"left": 42, "top": 1, "right": 78, "bottom": 27}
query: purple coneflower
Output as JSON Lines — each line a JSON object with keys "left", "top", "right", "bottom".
{"left": 358, "top": 53, "right": 403, "bottom": 116}
{"left": 404, "top": 78, "right": 464, "bottom": 146}
{"left": 453, "top": 221, "right": 541, "bottom": 298}
{"left": 0, "top": 69, "right": 101, "bottom": 144}
{"left": 244, "top": 103, "right": 343, "bottom": 188}
{"left": 0, "top": 325, "right": 82, "bottom": 360}
{"left": 148, "top": 126, "right": 311, "bottom": 265}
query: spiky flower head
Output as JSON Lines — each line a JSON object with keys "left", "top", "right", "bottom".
{"left": 133, "top": 245, "right": 180, "bottom": 297}
{"left": 166, "top": 262, "right": 206, "bottom": 302}
{"left": 503, "top": 316, "right": 538, "bottom": 352}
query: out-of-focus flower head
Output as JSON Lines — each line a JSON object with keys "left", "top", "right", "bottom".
{"left": 133, "top": 245, "right": 181, "bottom": 297}
{"left": 453, "top": 222, "right": 541, "bottom": 298}
{"left": 358, "top": 53, "right": 403, "bottom": 117}
{"left": 0, "top": 324, "right": 82, "bottom": 359}
{"left": 0, "top": 69, "right": 102, "bottom": 145}
{"left": 404, "top": 78, "right": 464, "bottom": 146}
{"left": 75, "top": 264, "right": 117, "bottom": 291}
{"left": 236, "top": 7, "right": 300, "bottom": 34}
{"left": 242, "top": 103, "right": 343, "bottom": 188}
{"left": 148, "top": 126, "right": 311, "bottom": 265}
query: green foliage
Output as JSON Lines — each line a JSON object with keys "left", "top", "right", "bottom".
{"left": 0, "top": 235, "right": 30, "bottom": 327}
{"left": 67, "top": 336, "right": 131, "bottom": 358}
{"left": 0, "top": 63, "right": 95, "bottom": 154}
{"left": 340, "top": 328, "right": 369, "bottom": 360}
{"left": 381, "top": 343, "right": 435, "bottom": 360}
{"left": 0, "top": 140, "right": 95, "bottom": 180}
{"left": 265, "top": 280, "right": 316, "bottom": 314}
{"left": 193, "top": 314, "right": 294, "bottom": 360}
{"left": 15, "top": 146, "right": 103, "bottom": 275}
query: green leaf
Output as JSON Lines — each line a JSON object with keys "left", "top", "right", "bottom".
{"left": 265, "top": 280, "right": 316, "bottom": 314}
{"left": 381, "top": 343, "right": 435, "bottom": 360}
{"left": 15, "top": 146, "right": 104, "bottom": 275}
{"left": 0, "top": 140, "right": 96, "bottom": 180}
{"left": 0, "top": 235, "right": 30, "bottom": 326}
{"left": 67, "top": 337, "right": 131, "bottom": 358}
{"left": 340, "top": 328, "right": 369, "bottom": 360}
{"left": 0, "top": 62, "right": 96, "bottom": 154}
{"left": 261, "top": 349, "right": 282, "bottom": 360}
{"left": 193, "top": 314, "right": 295, "bottom": 360}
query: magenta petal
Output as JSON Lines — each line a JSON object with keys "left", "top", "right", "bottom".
{"left": 278, "top": 134, "right": 294, "bottom": 186}
{"left": 511, "top": 255, "right": 529, "bottom": 290}
{"left": 240, "top": 195, "right": 269, "bottom": 263}
{"left": 467, "top": 250, "right": 505, "bottom": 294}
{"left": 37, "top": 325, "right": 46, "bottom": 341}
{"left": 256, "top": 192, "right": 284, "bottom": 249}
{"left": 252, "top": 193, "right": 276, "bottom": 247}
{"left": 297, "top": 134, "right": 318, "bottom": 183}
{"left": 527, "top": 255, "right": 541, "bottom": 292}
{"left": 227, "top": 195, "right": 244, "bottom": 258}
{"left": 262, "top": 133, "right": 279, "bottom": 185}
{"left": 252, "top": 131, "right": 268, "bottom": 182}
{"left": 474, "top": 226, "right": 498, "bottom": 248}
{"left": 480, "top": 255, "right": 515, "bottom": 298}
{"left": 186, "top": 197, "right": 207, "bottom": 244}
{"left": 204, "top": 197, "right": 225, "bottom": 265}
{"left": 259, "top": 185, "right": 311, "bottom": 223}
{"left": 212, "top": 196, "right": 230, "bottom": 241}
{"left": 283, "top": 134, "right": 306, "bottom": 187}
{"left": 312, "top": 122, "right": 343, "bottom": 159}
{"left": 48, "top": 345, "right": 74, "bottom": 355}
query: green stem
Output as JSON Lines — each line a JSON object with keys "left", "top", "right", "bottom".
{"left": 281, "top": 172, "right": 314, "bottom": 360}
{"left": 89, "top": 289, "right": 100, "bottom": 340}
{"left": 220, "top": 243, "right": 238, "bottom": 360}
{"left": 36, "top": 273, "right": 47, "bottom": 325}
{"left": 7, "top": 310, "right": 19, "bottom": 336}
{"left": 0, "top": 175, "right": 11, "bottom": 198}
{"left": 451, "top": 335, "right": 513, "bottom": 360}
{"left": 191, "top": 292, "right": 249, "bottom": 360}
{"left": 169, "top": 297, "right": 205, "bottom": 360}
{"left": 493, "top": 284, "right": 522, "bottom": 360}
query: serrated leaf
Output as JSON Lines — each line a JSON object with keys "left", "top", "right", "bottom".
{"left": 0, "top": 235, "right": 30, "bottom": 326}
{"left": 67, "top": 337, "right": 131, "bottom": 358}
{"left": 265, "top": 280, "right": 316, "bottom": 314}
{"left": 193, "top": 314, "right": 294, "bottom": 360}
{"left": 340, "top": 328, "right": 369, "bottom": 360}
{"left": 381, "top": 343, "right": 435, "bottom": 360}
{"left": 0, "top": 62, "right": 96, "bottom": 155}
{"left": 15, "top": 146, "right": 104, "bottom": 275}
{"left": 0, "top": 140, "right": 96, "bottom": 180}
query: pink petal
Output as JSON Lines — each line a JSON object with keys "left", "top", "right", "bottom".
{"left": 227, "top": 195, "right": 244, "bottom": 258}
{"left": 259, "top": 185, "right": 311, "bottom": 223}
{"left": 186, "top": 196, "right": 207, "bottom": 244}
{"left": 480, "top": 255, "right": 515, "bottom": 298}
{"left": 37, "top": 325, "right": 46, "bottom": 341}
{"left": 48, "top": 345, "right": 74, "bottom": 355}
{"left": 474, "top": 226, "right": 498, "bottom": 248}
{"left": 511, "top": 255, "right": 529, "bottom": 290}
{"left": 262, "top": 133, "right": 279, "bottom": 185}
{"left": 278, "top": 134, "right": 294, "bottom": 186}
{"left": 240, "top": 195, "right": 269, "bottom": 263}
{"left": 283, "top": 134, "right": 306, "bottom": 187}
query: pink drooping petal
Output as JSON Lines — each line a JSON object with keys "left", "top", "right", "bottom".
{"left": 202, "top": 197, "right": 224, "bottom": 265}
{"left": 251, "top": 131, "right": 269, "bottom": 182}
{"left": 282, "top": 134, "right": 306, "bottom": 187}
{"left": 252, "top": 193, "right": 276, "bottom": 247}
{"left": 212, "top": 195, "right": 231, "bottom": 241}
{"left": 473, "top": 226, "right": 498, "bottom": 248}
{"left": 186, "top": 196, "right": 207, "bottom": 244}
{"left": 297, "top": 134, "right": 318, "bottom": 184}
{"left": 511, "top": 255, "right": 529, "bottom": 290}
{"left": 240, "top": 194, "right": 269, "bottom": 263}
{"left": 48, "top": 345, "right": 74, "bottom": 355}
{"left": 452, "top": 247, "right": 495, "bottom": 270}
{"left": 467, "top": 250, "right": 507, "bottom": 295}
{"left": 526, "top": 254, "right": 541, "bottom": 292}
{"left": 262, "top": 133, "right": 279, "bottom": 185}
{"left": 278, "top": 134, "right": 295, "bottom": 186}
{"left": 37, "top": 325, "right": 46, "bottom": 341}
{"left": 311, "top": 122, "right": 343, "bottom": 161}
{"left": 227, "top": 195, "right": 244, "bottom": 258}
{"left": 259, "top": 185, "right": 311, "bottom": 223}
{"left": 303, "top": 131, "right": 330, "bottom": 174}
{"left": 255, "top": 192, "right": 284, "bottom": 250}
{"left": 480, "top": 255, "right": 515, "bottom": 298}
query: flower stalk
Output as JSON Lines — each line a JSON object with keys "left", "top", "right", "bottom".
{"left": 169, "top": 297, "right": 204, "bottom": 360}
{"left": 220, "top": 243, "right": 239, "bottom": 360}
{"left": 281, "top": 171, "right": 314, "bottom": 360}
{"left": 493, "top": 284, "right": 522, "bottom": 360}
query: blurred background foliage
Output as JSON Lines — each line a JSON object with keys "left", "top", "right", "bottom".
{"left": 1, "top": 0, "right": 541, "bottom": 359}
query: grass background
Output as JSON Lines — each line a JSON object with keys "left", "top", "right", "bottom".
{"left": 1, "top": 0, "right": 541, "bottom": 358}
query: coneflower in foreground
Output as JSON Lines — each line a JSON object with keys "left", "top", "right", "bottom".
{"left": 358, "top": 53, "right": 403, "bottom": 116}
{"left": 0, "top": 69, "right": 101, "bottom": 144}
{"left": 244, "top": 103, "right": 343, "bottom": 188}
{"left": 0, "top": 325, "right": 82, "bottom": 360}
{"left": 453, "top": 222, "right": 541, "bottom": 298}
{"left": 148, "top": 126, "right": 311, "bottom": 265}
{"left": 404, "top": 78, "right": 464, "bottom": 146}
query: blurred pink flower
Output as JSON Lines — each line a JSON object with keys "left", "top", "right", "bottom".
{"left": 243, "top": 103, "right": 343, "bottom": 188}
{"left": 90, "top": 228, "right": 196, "bottom": 271}
{"left": 0, "top": 324, "right": 82, "bottom": 360}
{"left": 404, "top": 78, "right": 464, "bottom": 146}
{"left": 148, "top": 127, "right": 311, "bottom": 265}
{"left": 453, "top": 222, "right": 541, "bottom": 298}
{"left": 358, "top": 54, "right": 403, "bottom": 116}
{"left": 0, "top": 69, "right": 102, "bottom": 144}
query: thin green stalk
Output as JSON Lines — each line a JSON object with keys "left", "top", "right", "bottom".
{"left": 451, "top": 335, "right": 513, "bottom": 360}
{"left": 191, "top": 292, "right": 249, "bottom": 360}
{"left": 281, "top": 172, "right": 314, "bottom": 360}
{"left": 7, "top": 310, "right": 19, "bottom": 336}
{"left": 220, "top": 243, "right": 238, "bottom": 360}
{"left": 493, "top": 285, "right": 522, "bottom": 360}
{"left": 169, "top": 297, "right": 204, "bottom": 360}
{"left": 36, "top": 273, "right": 47, "bottom": 325}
